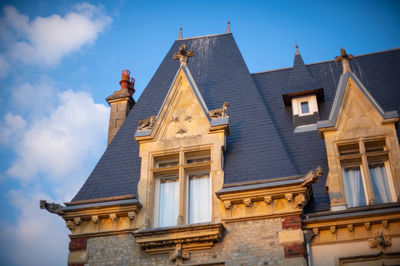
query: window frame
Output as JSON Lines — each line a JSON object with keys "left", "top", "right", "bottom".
{"left": 152, "top": 148, "right": 212, "bottom": 228}
{"left": 337, "top": 137, "right": 396, "bottom": 208}
{"left": 291, "top": 95, "right": 318, "bottom": 117}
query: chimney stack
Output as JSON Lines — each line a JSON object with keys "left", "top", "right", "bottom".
{"left": 106, "top": 70, "right": 135, "bottom": 146}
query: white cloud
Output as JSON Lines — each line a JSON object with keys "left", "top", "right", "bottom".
{"left": 1, "top": 3, "right": 112, "bottom": 68}
{"left": 0, "top": 113, "right": 26, "bottom": 145}
{"left": 7, "top": 89, "right": 109, "bottom": 184}
{"left": 0, "top": 190, "right": 69, "bottom": 266}
{"left": 11, "top": 76, "right": 58, "bottom": 115}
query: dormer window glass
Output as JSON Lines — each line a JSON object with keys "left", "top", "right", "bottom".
{"left": 300, "top": 101, "right": 310, "bottom": 115}
{"left": 338, "top": 138, "right": 395, "bottom": 208}
{"left": 153, "top": 150, "right": 211, "bottom": 227}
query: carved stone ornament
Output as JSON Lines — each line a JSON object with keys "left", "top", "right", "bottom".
{"left": 368, "top": 231, "right": 392, "bottom": 248}
{"left": 209, "top": 102, "right": 229, "bottom": 119}
{"left": 285, "top": 193, "right": 293, "bottom": 202}
{"left": 335, "top": 47, "right": 354, "bottom": 62}
{"left": 335, "top": 47, "right": 354, "bottom": 74}
{"left": 40, "top": 200, "right": 64, "bottom": 215}
{"left": 170, "top": 243, "right": 190, "bottom": 264}
{"left": 294, "top": 193, "right": 306, "bottom": 208}
{"left": 173, "top": 44, "right": 194, "bottom": 65}
{"left": 137, "top": 115, "right": 156, "bottom": 131}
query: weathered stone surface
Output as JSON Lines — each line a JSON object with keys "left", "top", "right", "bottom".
{"left": 87, "top": 219, "right": 285, "bottom": 265}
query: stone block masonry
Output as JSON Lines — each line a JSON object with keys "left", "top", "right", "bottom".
{"left": 87, "top": 218, "right": 285, "bottom": 265}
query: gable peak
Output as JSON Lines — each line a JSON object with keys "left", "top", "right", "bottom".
{"left": 335, "top": 47, "right": 354, "bottom": 74}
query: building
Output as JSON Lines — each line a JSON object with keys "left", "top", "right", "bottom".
{"left": 41, "top": 26, "right": 400, "bottom": 265}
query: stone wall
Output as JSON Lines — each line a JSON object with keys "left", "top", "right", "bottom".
{"left": 87, "top": 218, "right": 284, "bottom": 265}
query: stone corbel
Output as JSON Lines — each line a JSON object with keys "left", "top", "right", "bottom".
{"left": 92, "top": 215, "right": 99, "bottom": 224}
{"left": 312, "top": 228, "right": 319, "bottom": 236}
{"left": 285, "top": 193, "right": 293, "bottom": 202}
{"left": 330, "top": 226, "right": 336, "bottom": 234}
{"left": 347, "top": 224, "right": 354, "bottom": 232}
{"left": 365, "top": 222, "right": 371, "bottom": 231}
{"left": 128, "top": 211, "right": 136, "bottom": 220}
{"left": 264, "top": 196, "right": 272, "bottom": 205}
{"left": 243, "top": 198, "right": 252, "bottom": 207}
{"left": 74, "top": 217, "right": 81, "bottom": 225}
{"left": 66, "top": 220, "right": 75, "bottom": 231}
{"left": 223, "top": 200, "right": 232, "bottom": 209}
{"left": 109, "top": 213, "right": 117, "bottom": 222}
{"left": 294, "top": 193, "right": 306, "bottom": 209}
{"left": 382, "top": 220, "right": 389, "bottom": 228}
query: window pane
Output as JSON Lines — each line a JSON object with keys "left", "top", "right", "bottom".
{"left": 342, "top": 166, "right": 366, "bottom": 207}
{"left": 369, "top": 164, "right": 391, "bottom": 204}
{"left": 301, "top": 101, "right": 309, "bottom": 114}
{"left": 189, "top": 173, "right": 210, "bottom": 224}
{"left": 158, "top": 177, "right": 179, "bottom": 227}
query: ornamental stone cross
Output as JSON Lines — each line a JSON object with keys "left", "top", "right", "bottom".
{"left": 335, "top": 47, "right": 354, "bottom": 74}
{"left": 173, "top": 44, "right": 194, "bottom": 65}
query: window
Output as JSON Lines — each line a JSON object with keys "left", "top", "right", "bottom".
{"left": 291, "top": 95, "right": 318, "bottom": 117}
{"left": 153, "top": 150, "right": 211, "bottom": 227}
{"left": 338, "top": 139, "right": 395, "bottom": 207}
{"left": 300, "top": 101, "right": 310, "bottom": 114}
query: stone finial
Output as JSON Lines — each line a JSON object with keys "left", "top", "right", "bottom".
{"left": 40, "top": 200, "right": 64, "bottom": 215}
{"left": 177, "top": 26, "right": 183, "bottom": 40}
{"left": 227, "top": 19, "right": 231, "bottom": 33}
{"left": 173, "top": 44, "right": 194, "bottom": 65}
{"left": 335, "top": 47, "right": 354, "bottom": 74}
{"left": 295, "top": 43, "right": 300, "bottom": 55}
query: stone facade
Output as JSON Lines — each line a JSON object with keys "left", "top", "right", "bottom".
{"left": 87, "top": 219, "right": 284, "bottom": 266}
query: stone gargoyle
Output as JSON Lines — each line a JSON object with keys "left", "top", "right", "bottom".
{"left": 40, "top": 200, "right": 64, "bottom": 215}
{"left": 137, "top": 115, "right": 156, "bottom": 131}
{"left": 209, "top": 102, "right": 229, "bottom": 119}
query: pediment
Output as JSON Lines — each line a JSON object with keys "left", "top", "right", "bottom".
{"left": 151, "top": 66, "right": 211, "bottom": 141}
{"left": 337, "top": 77, "right": 382, "bottom": 131}
{"left": 318, "top": 72, "right": 399, "bottom": 135}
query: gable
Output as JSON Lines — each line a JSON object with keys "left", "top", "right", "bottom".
{"left": 149, "top": 66, "right": 211, "bottom": 141}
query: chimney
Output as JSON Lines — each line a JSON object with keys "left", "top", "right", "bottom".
{"left": 106, "top": 70, "right": 135, "bottom": 146}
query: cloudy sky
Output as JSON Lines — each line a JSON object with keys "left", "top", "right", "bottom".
{"left": 0, "top": 0, "right": 399, "bottom": 265}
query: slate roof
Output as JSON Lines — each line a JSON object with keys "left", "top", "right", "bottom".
{"left": 72, "top": 33, "right": 400, "bottom": 213}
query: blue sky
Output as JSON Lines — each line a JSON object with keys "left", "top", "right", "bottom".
{"left": 0, "top": 0, "right": 399, "bottom": 265}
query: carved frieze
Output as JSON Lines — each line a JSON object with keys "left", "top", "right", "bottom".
{"left": 368, "top": 231, "right": 392, "bottom": 248}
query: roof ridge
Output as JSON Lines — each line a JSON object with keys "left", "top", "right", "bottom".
{"left": 251, "top": 47, "right": 400, "bottom": 75}
{"left": 178, "top": 32, "right": 231, "bottom": 41}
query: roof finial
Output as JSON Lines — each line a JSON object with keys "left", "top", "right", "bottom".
{"left": 177, "top": 25, "right": 183, "bottom": 40}
{"left": 335, "top": 47, "right": 354, "bottom": 74}
{"left": 173, "top": 44, "right": 194, "bottom": 66}
{"left": 295, "top": 41, "right": 300, "bottom": 55}
{"left": 227, "top": 19, "right": 231, "bottom": 33}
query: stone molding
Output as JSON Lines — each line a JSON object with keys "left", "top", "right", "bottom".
{"left": 216, "top": 168, "right": 322, "bottom": 222}
{"left": 62, "top": 199, "right": 141, "bottom": 238}
{"left": 303, "top": 209, "right": 400, "bottom": 245}
{"left": 133, "top": 222, "right": 224, "bottom": 255}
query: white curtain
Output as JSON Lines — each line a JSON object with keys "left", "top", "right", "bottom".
{"left": 370, "top": 164, "right": 390, "bottom": 204}
{"left": 342, "top": 167, "right": 366, "bottom": 207}
{"left": 189, "top": 174, "right": 210, "bottom": 223}
{"left": 158, "top": 178, "right": 179, "bottom": 227}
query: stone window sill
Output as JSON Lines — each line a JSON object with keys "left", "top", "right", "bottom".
{"left": 133, "top": 222, "right": 224, "bottom": 254}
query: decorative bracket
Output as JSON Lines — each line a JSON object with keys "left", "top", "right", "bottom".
{"left": 368, "top": 231, "right": 392, "bottom": 248}
{"left": 170, "top": 243, "right": 190, "bottom": 264}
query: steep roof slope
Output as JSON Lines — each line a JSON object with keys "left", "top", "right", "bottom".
{"left": 251, "top": 48, "right": 400, "bottom": 212}
{"left": 72, "top": 33, "right": 297, "bottom": 202}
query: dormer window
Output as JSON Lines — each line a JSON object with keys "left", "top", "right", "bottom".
{"left": 337, "top": 138, "right": 396, "bottom": 208}
{"left": 153, "top": 149, "right": 211, "bottom": 227}
{"left": 292, "top": 95, "right": 318, "bottom": 117}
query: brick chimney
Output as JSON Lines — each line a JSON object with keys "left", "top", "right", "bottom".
{"left": 106, "top": 70, "right": 135, "bottom": 146}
